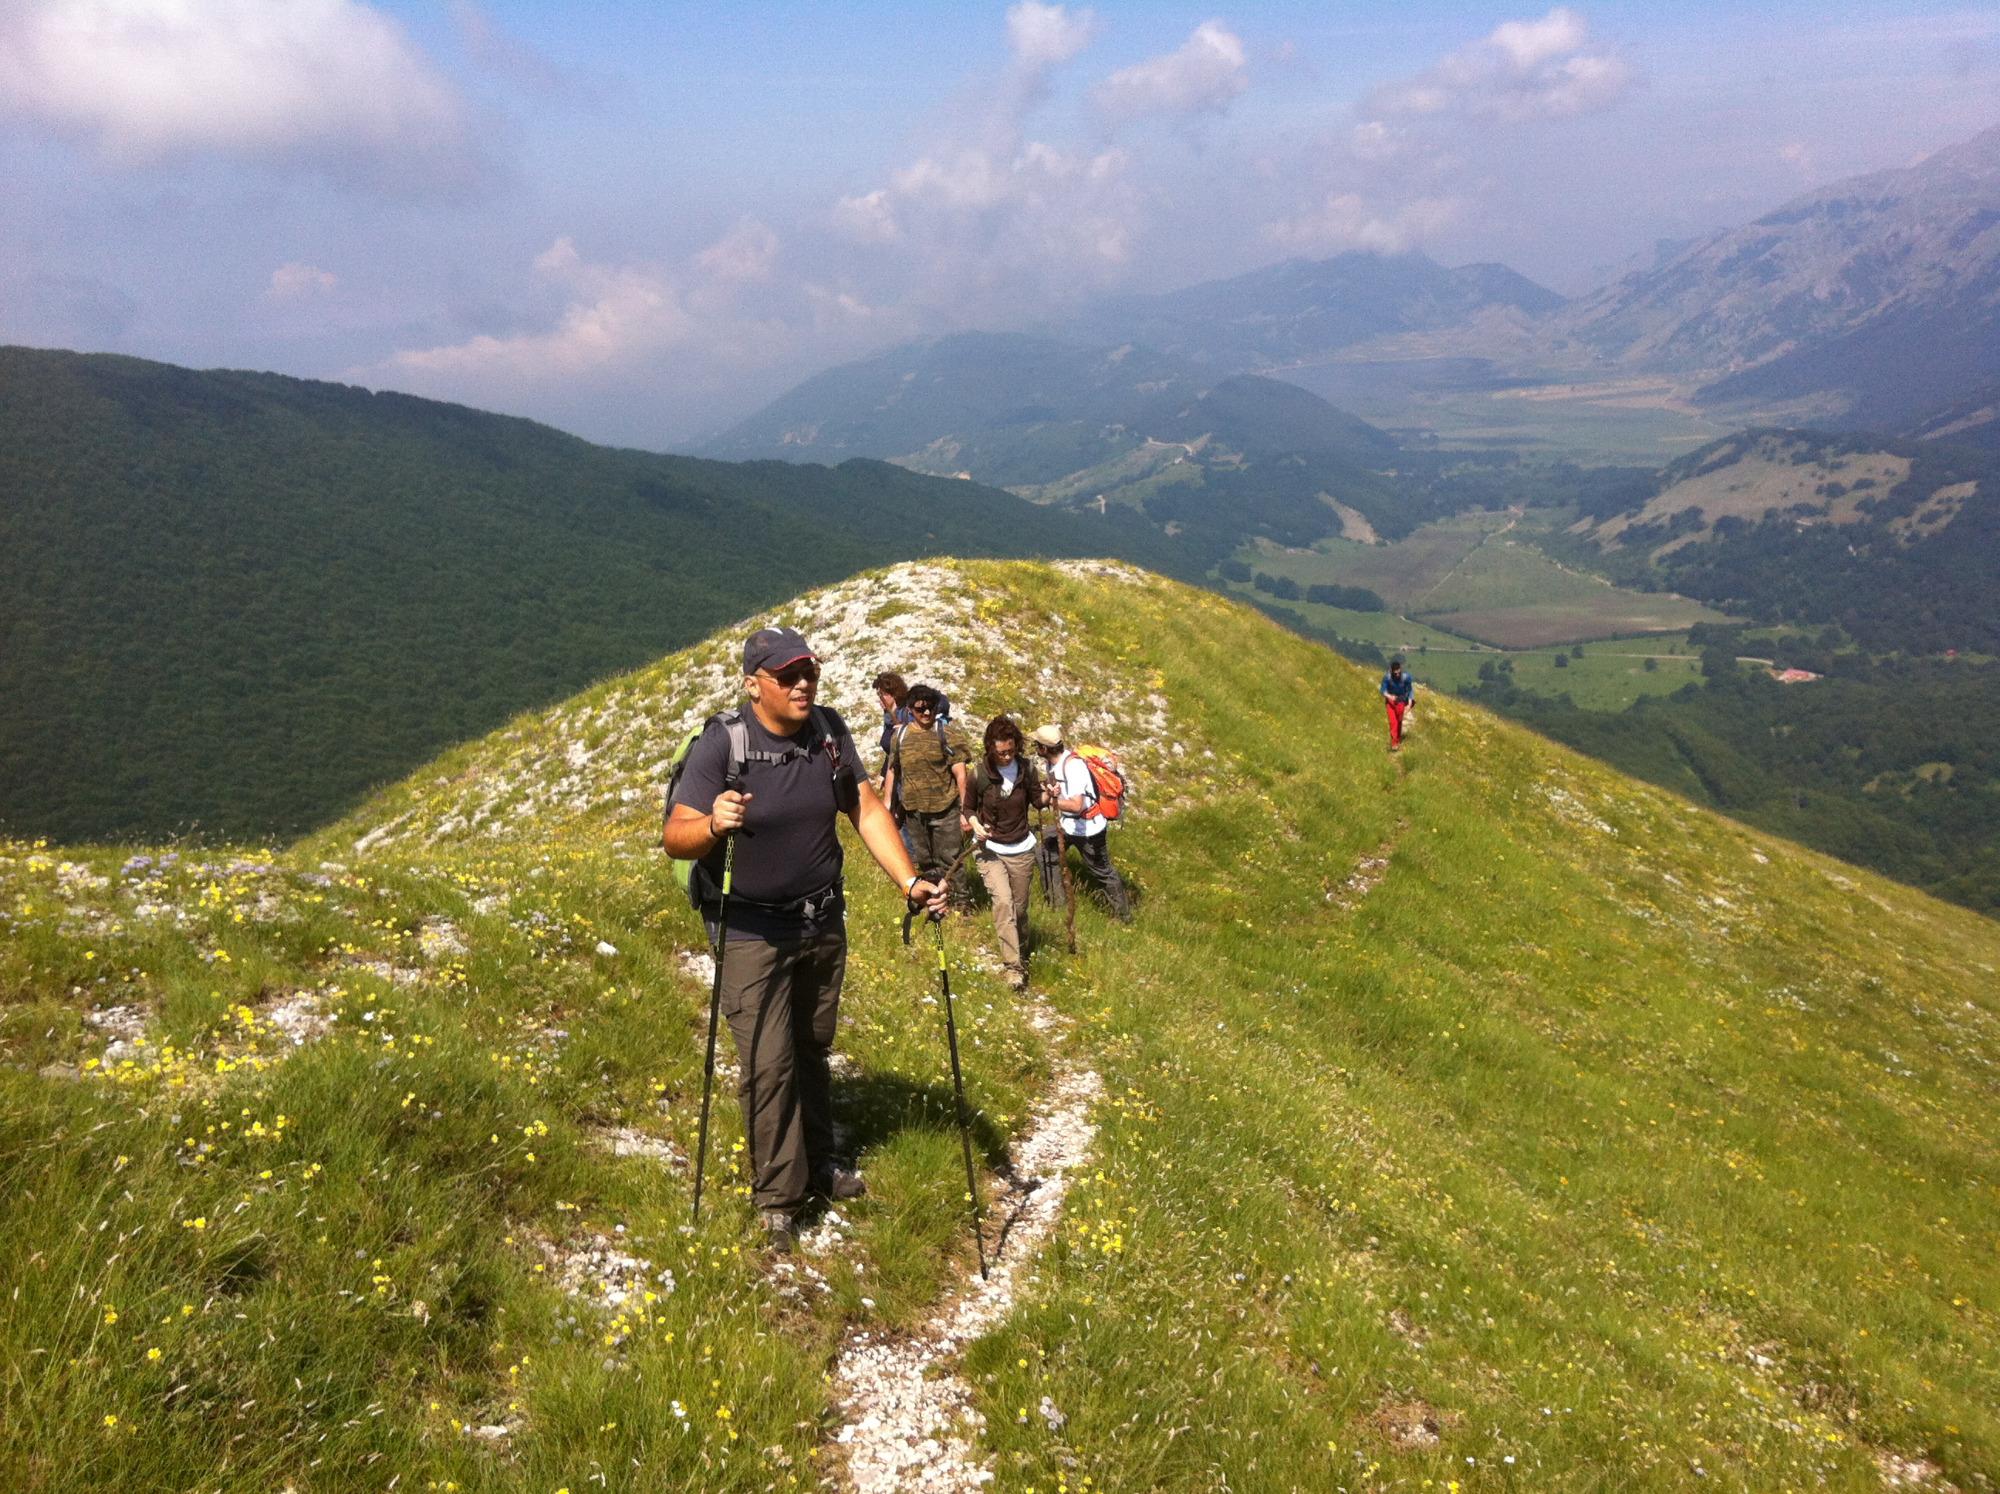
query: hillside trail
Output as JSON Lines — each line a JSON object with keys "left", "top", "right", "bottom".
{"left": 824, "top": 944, "right": 1104, "bottom": 1492}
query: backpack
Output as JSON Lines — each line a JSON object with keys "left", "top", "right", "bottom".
{"left": 892, "top": 717, "right": 951, "bottom": 758}
{"left": 663, "top": 705, "right": 848, "bottom": 910}
{"left": 1070, "top": 744, "right": 1128, "bottom": 822}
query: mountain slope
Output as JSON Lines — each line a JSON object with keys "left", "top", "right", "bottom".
{"left": 700, "top": 331, "right": 1207, "bottom": 476}
{"left": 702, "top": 330, "right": 1417, "bottom": 554}
{"left": 1553, "top": 123, "right": 2000, "bottom": 427}
{"left": 0, "top": 346, "right": 1169, "bottom": 843}
{"left": 1072, "top": 249, "right": 1565, "bottom": 368}
{"left": 1562, "top": 427, "right": 1999, "bottom": 654}
{"left": 7, "top": 560, "right": 1994, "bottom": 1490}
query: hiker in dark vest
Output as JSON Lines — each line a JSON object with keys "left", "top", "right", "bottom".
{"left": 1032, "top": 722, "right": 1133, "bottom": 922}
{"left": 663, "top": 627, "right": 942, "bottom": 1252}
{"left": 966, "top": 715, "right": 1042, "bottom": 991}
{"left": 880, "top": 683, "right": 972, "bottom": 897}
{"left": 1381, "top": 657, "right": 1415, "bottom": 753}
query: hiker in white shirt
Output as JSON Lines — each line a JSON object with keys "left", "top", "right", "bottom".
{"left": 1031, "top": 722, "right": 1133, "bottom": 923}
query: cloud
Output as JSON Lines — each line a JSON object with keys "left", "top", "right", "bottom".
{"left": 1007, "top": 1, "right": 1098, "bottom": 70}
{"left": 1368, "top": 7, "right": 1632, "bottom": 124}
{"left": 0, "top": 0, "right": 486, "bottom": 192}
{"left": 826, "top": 7, "right": 1141, "bottom": 309}
{"left": 694, "top": 218, "right": 780, "bottom": 284}
{"left": 267, "top": 262, "right": 338, "bottom": 301}
{"left": 1094, "top": 20, "right": 1248, "bottom": 122}
{"left": 383, "top": 237, "right": 691, "bottom": 383}
{"left": 1264, "top": 194, "right": 1460, "bottom": 256}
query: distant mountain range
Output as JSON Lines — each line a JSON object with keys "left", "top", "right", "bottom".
{"left": 1061, "top": 250, "right": 1565, "bottom": 370}
{"left": 1550, "top": 122, "right": 2000, "bottom": 433}
{"left": 0, "top": 347, "right": 1169, "bottom": 842}
{"left": 702, "top": 330, "right": 1417, "bottom": 547}
{"left": 724, "top": 122, "right": 2000, "bottom": 467}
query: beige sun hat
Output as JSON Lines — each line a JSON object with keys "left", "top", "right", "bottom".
{"left": 1030, "top": 723, "right": 1064, "bottom": 749}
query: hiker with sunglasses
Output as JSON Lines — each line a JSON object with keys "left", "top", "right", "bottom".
{"left": 662, "top": 627, "right": 943, "bottom": 1252}
{"left": 880, "top": 683, "right": 972, "bottom": 900}
{"left": 1382, "top": 656, "right": 1415, "bottom": 753}
{"left": 966, "top": 716, "right": 1043, "bottom": 991}
{"left": 1032, "top": 723, "right": 1133, "bottom": 923}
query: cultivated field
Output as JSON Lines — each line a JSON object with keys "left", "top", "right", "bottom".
{"left": 1242, "top": 512, "right": 1729, "bottom": 647}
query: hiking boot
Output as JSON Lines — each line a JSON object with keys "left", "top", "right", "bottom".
{"left": 810, "top": 1165, "right": 866, "bottom": 1202}
{"left": 1004, "top": 968, "right": 1027, "bottom": 992}
{"left": 758, "top": 1207, "right": 796, "bottom": 1254}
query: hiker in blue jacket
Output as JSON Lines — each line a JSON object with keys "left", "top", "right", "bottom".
{"left": 1381, "top": 657, "right": 1415, "bottom": 752}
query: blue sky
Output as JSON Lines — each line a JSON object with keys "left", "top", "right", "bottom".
{"left": 2, "top": 1, "right": 1995, "bottom": 446}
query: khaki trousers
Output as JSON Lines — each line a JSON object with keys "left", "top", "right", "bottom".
{"left": 717, "top": 929, "right": 845, "bottom": 1210}
{"left": 977, "top": 846, "right": 1035, "bottom": 978}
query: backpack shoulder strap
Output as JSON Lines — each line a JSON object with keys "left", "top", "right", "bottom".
{"left": 716, "top": 708, "right": 750, "bottom": 788}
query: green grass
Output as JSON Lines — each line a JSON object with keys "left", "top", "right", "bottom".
{"left": 6, "top": 560, "right": 1997, "bottom": 1490}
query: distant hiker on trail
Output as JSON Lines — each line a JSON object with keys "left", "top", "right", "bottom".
{"left": 1032, "top": 723, "right": 1133, "bottom": 923}
{"left": 1382, "top": 657, "right": 1415, "bottom": 753}
{"left": 965, "top": 715, "right": 1042, "bottom": 991}
{"left": 871, "top": 670, "right": 916, "bottom": 854}
{"left": 881, "top": 683, "right": 972, "bottom": 897}
{"left": 663, "top": 627, "right": 943, "bottom": 1252}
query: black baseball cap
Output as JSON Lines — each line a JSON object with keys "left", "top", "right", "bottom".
{"left": 744, "top": 626, "right": 815, "bottom": 675}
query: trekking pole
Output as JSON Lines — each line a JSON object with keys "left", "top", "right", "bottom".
{"left": 690, "top": 833, "right": 734, "bottom": 1226}
{"left": 1055, "top": 820, "right": 1078, "bottom": 956}
{"left": 931, "top": 914, "right": 988, "bottom": 1280}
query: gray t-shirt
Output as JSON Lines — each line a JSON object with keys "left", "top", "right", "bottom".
{"left": 669, "top": 706, "right": 862, "bottom": 939}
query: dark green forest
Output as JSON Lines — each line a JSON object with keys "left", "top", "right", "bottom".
{"left": 0, "top": 348, "right": 1178, "bottom": 842}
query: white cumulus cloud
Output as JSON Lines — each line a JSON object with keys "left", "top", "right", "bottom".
{"left": 1007, "top": 1, "right": 1098, "bottom": 69}
{"left": 0, "top": 0, "right": 484, "bottom": 191}
{"left": 1369, "top": 7, "right": 1632, "bottom": 124}
{"left": 267, "top": 262, "right": 338, "bottom": 300}
{"left": 384, "top": 237, "right": 691, "bottom": 383}
{"left": 1094, "top": 20, "right": 1248, "bottom": 122}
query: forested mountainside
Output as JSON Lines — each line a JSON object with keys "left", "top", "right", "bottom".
{"left": 1560, "top": 429, "right": 1999, "bottom": 654}
{"left": 0, "top": 347, "right": 1170, "bottom": 842}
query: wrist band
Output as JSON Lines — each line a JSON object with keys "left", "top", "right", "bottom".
{"left": 904, "top": 873, "right": 920, "bottom": 895}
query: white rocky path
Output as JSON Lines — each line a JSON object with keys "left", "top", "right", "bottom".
{"left": 830, "top": 988, "right": 1102, "bottom": 1493}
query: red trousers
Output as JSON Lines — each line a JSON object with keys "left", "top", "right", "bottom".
{"left": 1385, "top": 698, "right": 1407, "bottom": 746}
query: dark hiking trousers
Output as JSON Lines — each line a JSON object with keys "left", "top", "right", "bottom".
{"left": 1068, "top": 829, "right": 1133, "bottom": 921}
{"left": 907, "top": 808, "right": 966, "bottom": 892}
{"left": 718, "top": 929, "right": 845, "bottom": 1210}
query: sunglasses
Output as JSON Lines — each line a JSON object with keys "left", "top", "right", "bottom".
{"left": 766, "top": 661, "right": 819, "bottom": 688}
{"left": 910, "top": 704, "right": 935, "bottom": 716}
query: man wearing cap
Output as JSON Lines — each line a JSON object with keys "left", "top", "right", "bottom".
{"left": 1381, "top": 657, "right": 1415, "bottom": 752}
{"left": 662, "top": 626, "right": 943, "bottom": 1251}
{"left": 1032, "top": 723, "right": 1133, "bottom": 923}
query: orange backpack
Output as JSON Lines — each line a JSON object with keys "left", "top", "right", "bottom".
{"left": 1072, "top": 745, "right": 1128, "bottom": 821}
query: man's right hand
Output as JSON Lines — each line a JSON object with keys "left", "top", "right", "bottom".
{"left": 709, "top": 789, "right": 752, "bottom": 837}
{"left": 907, "top": 877, "right": 947, "bottom": 916}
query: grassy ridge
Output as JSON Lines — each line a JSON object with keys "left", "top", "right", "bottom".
{"left": 4, "top": 561, "right": 1996, "bottom": 1490}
